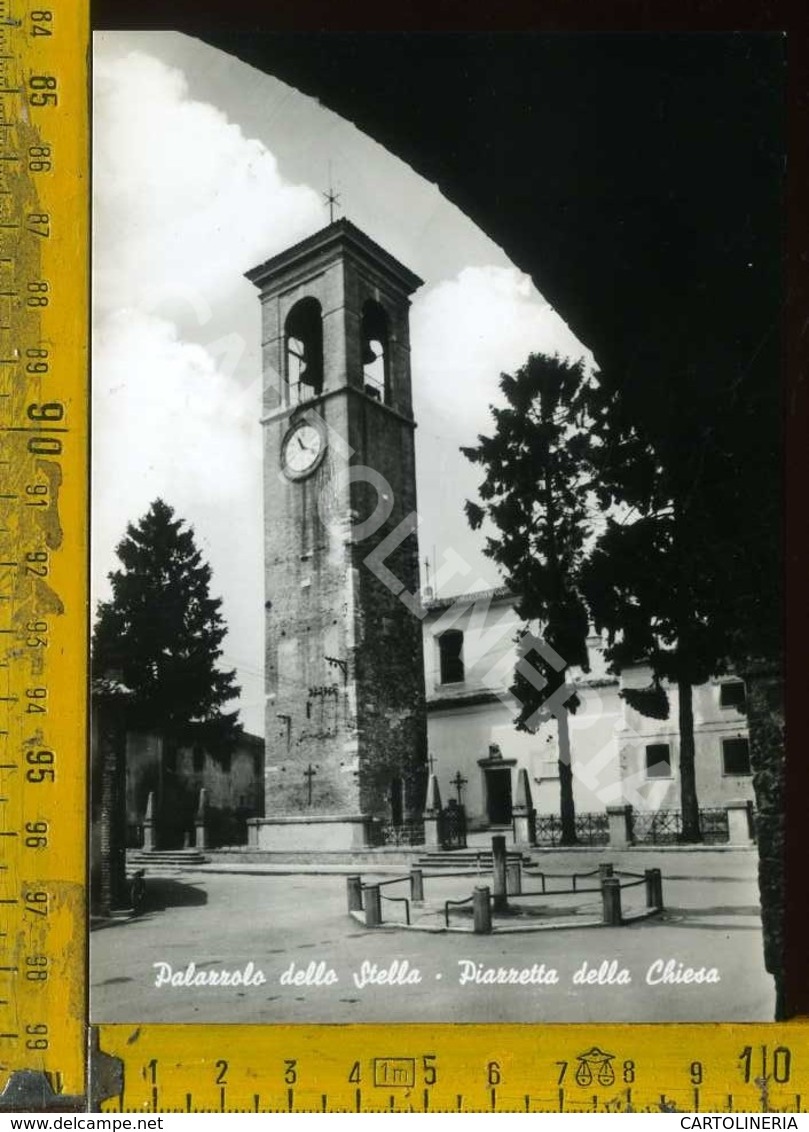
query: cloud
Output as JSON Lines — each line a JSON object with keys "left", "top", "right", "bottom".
{"left": 93, "top": 50, "right": 322, "bottom": 316}
{"left": 411, "top": 264, "right": 593, "bottom": 438}
{"left": 408, "top": 266, "right": 594, "bottom": 590}
{"left": 90, "top": 48, "right": 596, "bottom": 732}
{"left": 91, "top": 50, "right": 328, "bottom": 733}
{"left": 92, "top": 307, "right": 267, "bottom": 732}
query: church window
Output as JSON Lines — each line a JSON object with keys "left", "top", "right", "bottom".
{"left": 361, "top": 300, "right": 390, "bottom": 404}
{"left": 285, "top": 297, "right": 323, "bottom": 405}
{"left": 644, "top": 743, "right": 672, "bottom": 778}
{"left": 719, "top": 680, "right": 746, "bottom": 710}
{"left": 438, "top": 629, "right": 465, "bottom": 684}
{"left": 722, "top": 737, "right": 751, "bottom": 775}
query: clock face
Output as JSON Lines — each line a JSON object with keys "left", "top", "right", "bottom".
{"left": 281, "top": 421, "right": 325, "bottom": 479}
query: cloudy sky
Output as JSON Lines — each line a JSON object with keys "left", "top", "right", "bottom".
{"left": 92, "top": 32, "right": 593, "bottom": 735}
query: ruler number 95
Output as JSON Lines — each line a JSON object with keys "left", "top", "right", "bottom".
{"left": 26, "top": 747, "right": 54, "bottom": 781}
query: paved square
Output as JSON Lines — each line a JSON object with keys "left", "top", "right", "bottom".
{"left": 91, "top": 849, "right": 772, "bottom": 1023}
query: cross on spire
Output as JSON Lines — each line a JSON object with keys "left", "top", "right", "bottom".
{"left": 450, "top": 770, "right": 467, "bottom": 805}
{"left": 323, "top": 159, "right": 342, "bottom": 222}
{"left": 323, "top": 188, "right": 341, "bottom": 223}
{"left": 427, "top": 752, "right": 437, "bottom": 774}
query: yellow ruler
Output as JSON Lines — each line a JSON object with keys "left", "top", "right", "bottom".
{"left": 0, "top": 0, "right": 88, "bottom": 1109}
{"left": 94, "top": 1023, "right": 809, "bottom": 1114}
{"left": 0, "top": 0, "right": 805, "bottom": 1115}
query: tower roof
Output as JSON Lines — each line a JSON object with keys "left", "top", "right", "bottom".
{"left": 245, "top": 217, "right": 424, "bottom": 297}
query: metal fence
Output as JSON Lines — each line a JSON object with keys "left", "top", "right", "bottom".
{"left": 534, "top": 811, "right": 610, "bottom": 847}
{"left": 367, "top": 820, "right": 426, "bottom": 848}
{"left": 631, "top": 808, "right": 730, "bottom": 845}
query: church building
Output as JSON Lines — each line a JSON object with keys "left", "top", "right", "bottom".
{"left": 421, "top": 587, "right": 754, "bottom": 834}
{"left": 245, "top": 217, "right": 753, "bottom": 848}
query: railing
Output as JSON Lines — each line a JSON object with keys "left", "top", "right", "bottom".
{"left": 699, "top": 808, "right": 731, "bottom": 843}
{"left": 444, "top": 893, "right": 475, "bottom": 928}
{"left": 534, "top": 811, "right": 609, "bottom": 847}
{"left": 351, "top": 858, "right": 664, "bottom": 933}
{"left": 631, "top": 808, "right": 731, "bottom": 845}
{"left": 380, "top": 893, "right": 411, "bottom": 925}
{"left": 523, "top": 865, "right": 604, "bottom": 895}
{"left": 367, "top": 820, "right": 425, "bottom": 848}
{"left": 359, "top": 875, "right": 414, "bottom": 926}
{"left": 438, "top": 805, "right": 467, "bottom": 850}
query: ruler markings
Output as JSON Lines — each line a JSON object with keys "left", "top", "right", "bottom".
{"left": 0, "top": 0, "right": 88, "bottom": 1100}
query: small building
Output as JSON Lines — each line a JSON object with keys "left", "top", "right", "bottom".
{"left": 124, "top": 729, "right": 265, "bottom": 849}
{"left": 421, "top": 587, "right": 753, "bottom": 832}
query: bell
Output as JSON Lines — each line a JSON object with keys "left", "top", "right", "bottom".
{"left": 361, "top": 338, "right": 378, "bottom": 366}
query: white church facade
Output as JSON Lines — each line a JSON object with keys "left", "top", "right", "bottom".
{"left": 421, "top": 586, "right": 754, "bottom": 833}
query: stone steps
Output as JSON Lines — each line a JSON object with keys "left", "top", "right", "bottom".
{"left": 416, "top": 849, "right": 535, "bottom": 872}
{"left": 126, "top": 849, "right": 209, "bottom": 872}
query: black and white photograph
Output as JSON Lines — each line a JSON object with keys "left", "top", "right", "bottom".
{"left": 89, "top": 30, "right": 785, "bottom": 1026}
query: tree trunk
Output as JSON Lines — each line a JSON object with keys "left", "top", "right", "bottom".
{"left": 743, "top": 663, "right": 785, "bottom": 1019}
{"left": 95, "top": 698, "right": 128, "bottom": 915}
{"left": 557, "top": 707, "right": 577, "bottom": 845}
{"left": 677, "top": 679, "right": 702, "bottom": 842}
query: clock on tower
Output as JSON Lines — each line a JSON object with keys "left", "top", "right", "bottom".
{"left": 245, "top": 219, "right": 428, "bottom": 850}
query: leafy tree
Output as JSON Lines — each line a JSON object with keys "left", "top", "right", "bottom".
{"left": 92, "top": 499, "right": 241, "bottom": 759}
{"left": 463, "top": 353, "right": 597, "bottom": 845}
{"left": 579, "top": 359, "right": 765, "bottom": 842}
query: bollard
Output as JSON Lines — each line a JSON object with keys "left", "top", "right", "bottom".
{"left": 142, "top": 791, "right": 156, "bottom": 851}
{"left": 194, "top": 789, "right": 208, "bottom": 850}
{"left": 598, "top": 863, "right": 614, "bottom": 879}
{"left": 645, "top": 867, "right": 663, "bottom": 909}
{"left": 364, "top": 884, "right": 382, "bottom": 928}
{"left": 473, "top": 886, "right": 492, "bottom": 934}
{"left": 506, "top": 859, "right": 522, "bottom": 896}
{"left": 492, "top": 835, "right": 508, "bottom": 912}
{"left": 601, "top": 876, "right": 622, "bottom": 926}
{"left": 410, "top": 867, "right": 424, "bottom": 904}
{"left": 346, "top": 874, "right": 363, "bottom": 913}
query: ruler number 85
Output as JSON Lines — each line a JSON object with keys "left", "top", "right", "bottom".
{"left": 28, "top": 75, "right": 58, "bottom": 108}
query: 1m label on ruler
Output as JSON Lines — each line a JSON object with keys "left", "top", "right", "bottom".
{"left": 0, "top": 0, "right": 88, "bottom": 1107}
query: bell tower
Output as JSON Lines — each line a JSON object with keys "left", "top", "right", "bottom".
{"left": 246, "top": 219, "right": 428, "bottom": 849}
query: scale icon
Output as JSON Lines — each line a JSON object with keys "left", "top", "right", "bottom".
{"left": 574, "top": 1047, "right": 616, "bottom": 1088}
